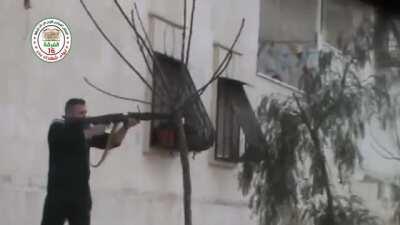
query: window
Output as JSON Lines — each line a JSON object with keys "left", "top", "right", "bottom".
{"left": 214, "top": 78, "right": 268, "bottom": 163}
{"left": 257, "top": 41, "right": 318, "bottom": 87}
{"left": 212, "top": 45, "right": 246, "bottom": 162}
{"left": 215, "top": 79, "right": 242, "bottom": 162}
{"left": 148, "top": 11, "right": 214, "bottom": 152}
{"left": 150, "top": 54, "right": 181, "bottom": 149}
{"left": 150, "top": 53, "right": 215, "bottom": 151}
{"left": 257, "top": 0, "right": 319, "bottom": 87}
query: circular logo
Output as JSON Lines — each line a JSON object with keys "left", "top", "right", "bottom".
{"left": 31, "top": 18, "right": 71, "bottom": 63}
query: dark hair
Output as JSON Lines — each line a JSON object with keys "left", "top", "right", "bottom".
{"left": 65, "top": 98, "right": 86, "bottom": 114}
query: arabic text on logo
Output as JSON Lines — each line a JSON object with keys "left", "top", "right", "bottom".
{"left": 31, "top": 18, "right": 71, "bottom": 63}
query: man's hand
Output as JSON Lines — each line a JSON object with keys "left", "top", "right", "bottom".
{"left": 123, "top": 118, "right": 140, "bottom": 130}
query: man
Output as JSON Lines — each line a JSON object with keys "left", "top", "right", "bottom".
{"left": 40, "top": 98, "right": 139, "bottom": 225}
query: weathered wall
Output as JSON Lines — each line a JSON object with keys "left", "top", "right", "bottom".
{"left": 2, "top": 0, "right": 399, "bottom": 225}
{"left": 320, "top": 2, "right": 400, "bottom": 223}
{"left": 259, "top": 0, "right": 318, "bottom": 42}
{"left": 0, "top": 0, "right": 265, "bottom": 224}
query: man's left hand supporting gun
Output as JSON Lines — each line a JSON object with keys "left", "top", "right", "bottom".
{"left": 40, "top": 98, "right": 171, "bottom": 225}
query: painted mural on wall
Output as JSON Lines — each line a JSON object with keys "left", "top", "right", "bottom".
{"left": 257, "top": 41, "right": 319, "bottom": 87}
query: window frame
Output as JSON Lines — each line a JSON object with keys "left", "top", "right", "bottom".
{"left": 149, "top": 53, "right": 181, "bottom": 150}
{"left": 214, "top": 79, "right": 241, "bottom": 162}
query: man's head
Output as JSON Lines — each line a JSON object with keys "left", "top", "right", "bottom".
{"left": 64, "top": 98, "right": 87, "bottom": 119}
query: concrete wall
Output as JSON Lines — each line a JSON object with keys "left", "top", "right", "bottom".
{"left": 2, "top": 0, "right": 399, "bottom": 225}
{"left": 259, "top": 0, "right": 318, "bottom": 43}
{"left": 323, "top": 0, "right": 374, "bottom": 50}
{"left": 257, "top": 0, "right": 320, "bottom": 88}
{"left": 0, "top": 0, "right": 267, "bottom": 224}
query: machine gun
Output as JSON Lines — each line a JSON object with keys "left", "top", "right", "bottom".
{"left": 64, "top": 112, "right": 172, "bottom": 167}
{"left": 65, "top": 112, "right": 172, "bottom": 126}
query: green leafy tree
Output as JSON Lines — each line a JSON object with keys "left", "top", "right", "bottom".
{"left": 239, "top": 50, "right": 390, "bottom": 225}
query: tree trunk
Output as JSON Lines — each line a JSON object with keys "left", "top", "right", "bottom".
{"left": 312, "top": 130, "right": 335, "bottom": 225}
{"left": 320, "top": 153, "right": 334, "bottom": 225}
{"left": 176, "top": 113, "right": 192, "bottom": 225}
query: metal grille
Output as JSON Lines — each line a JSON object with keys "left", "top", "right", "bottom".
{"left": 216, "top": 78, "right": 268, "bottom": 162}
{"left": 151, "top": 53, "right": 215, "bottom": 152}
{"left": 215, "top": 79, "right": 240, "bottom": 162}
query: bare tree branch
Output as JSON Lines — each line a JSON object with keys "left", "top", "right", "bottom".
{"left": 130, "top": 2, "right": 176, "bottom": 104}
{"left": 80, "top": 0, "right": 153, "bottom": 92}
{"left": 131, "top": 9, "right": 154, "bottom": 75}
{"left": 179, "top": 4, "right": 191, "bottom": 225}
{"left": 115, "top": 1, "right": 167, "bottom": 99}
{"left": 84, "top": 77, "right": 151, "bottom": 105}
{"left": 205, "top": 19, "right": 245, "bottom": 82}
{"left": 120, "top": 1, "right": 204, "bottom": 113}
{"left": 173, "top": 19, "right": 245, "bottom": 112}
{"left": 185, "top": 0, "right": 196, "bottom": 66}
{"left": 86, "top": 0, "right": 171, "bottom": 105}
{"left": 113, "top": 0, "right": 154, "bottom": 59}
{"left": 181, "top": 0, "right": 188, "bottom": 63}
{"left": 131, "top": 3, "right": 172, "bottom": 83}
{"left": 212, "top": 49, "right": 234, "bottom": 80}
{"left": 196, "top": 18, "right": 245, "bottom": 95}
{"left": 198, "top": 53, "right": 233, "bottom": 96}
{"left": 133, "top": 3, "right": 155, "bottom": 54}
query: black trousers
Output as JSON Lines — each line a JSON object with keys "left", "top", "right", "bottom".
{"left": 40, "top": 193, "right": 92, "bottom": 225}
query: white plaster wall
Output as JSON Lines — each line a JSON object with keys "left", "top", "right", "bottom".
{"left": 259, "top": 0, "right": 318, "bottom": 42}
{"left": 0, "top": 0, "right": 266, "bottom": 225}
{"left": 2, "top": 0, "right": 398, "bottom": 225}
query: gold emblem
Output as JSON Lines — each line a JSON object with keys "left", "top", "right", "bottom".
{"left": 42, "top": 28, "right": 60, "bottom": 41}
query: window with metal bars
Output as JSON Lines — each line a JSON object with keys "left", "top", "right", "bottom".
{"left": 150, "top": 54, "right": 181, "bottom": 149}
{"left": 214, "top": 77, "right": 267, "bottom": 163}
{"left": 215, "top": 79, "right": 242, "bottom": 162}
{"left": 150, "top": 53, "right": 215, "bottom": 151}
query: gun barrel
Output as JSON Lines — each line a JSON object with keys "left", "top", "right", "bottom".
{"left": 66, "top": 112, "right": 172, "bottom": 125}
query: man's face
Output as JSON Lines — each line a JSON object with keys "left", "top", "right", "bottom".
{"left": 66, "top": 104, "right": 87, "bottom": 119}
